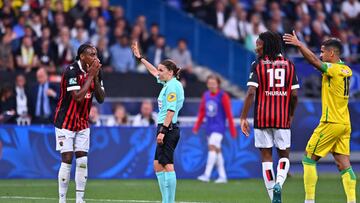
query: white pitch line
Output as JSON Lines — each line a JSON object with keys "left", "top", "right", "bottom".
{"left": 0, "top": 196, "right": 211, "bottom": 203}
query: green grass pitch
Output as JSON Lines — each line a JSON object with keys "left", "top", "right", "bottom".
{"left": 0, "top": 174, "right": 358, "bottom": 203}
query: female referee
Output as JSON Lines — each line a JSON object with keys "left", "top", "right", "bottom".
{"left": 131, "top": 41, "right": 184, "bottom": 203}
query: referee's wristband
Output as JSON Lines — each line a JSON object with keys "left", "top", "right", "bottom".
{"left": 159, "top": 125, "right": 169, "bottom": 134}
{"left": 136, "top": 55, "right": 144, "bottom": 61}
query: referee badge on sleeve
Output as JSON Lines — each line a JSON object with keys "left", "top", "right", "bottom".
{"left": 167, "top": 93, "right": 176, "bottom": 102}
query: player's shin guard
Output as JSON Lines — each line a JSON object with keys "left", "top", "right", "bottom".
{"left": 75, "top": 156, "right": 88, "bottom": 203}
{"left": 216, "top": 152, "right": 227, "bottom": 180}
{"left": 340, "top": 167, "right": 357, "bottom": 203}
{"left": 276, "top": 158, "right": 290, "bottom": 187}
{"left": 262, "top": 162, "right": 275, "bottom": 200}
{"left": 165, "top": 171, "right": 177, "bottom": 203}
{"left": 58, "top": 162, "right": 71, "bottom": 203}
{"left": 303, "top": 156, "right": 317, "bottom": 201}
{"left": 204, "top": 151, "right": 217, "bottom": 178}
{"left": 156, "top": 172, "right": 168, "bottom": 203}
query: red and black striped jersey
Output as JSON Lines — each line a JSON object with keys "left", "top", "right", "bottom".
{"left": 247, "top": 56, "right": 299, "bottom": 129}
{"left": 54, "top": 61, "right": 104, "bottom": 131}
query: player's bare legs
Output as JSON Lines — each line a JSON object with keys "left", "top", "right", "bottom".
{"left": 75, "top": 151, "right": 88, "bottom": 203}
{"left": 333, "top": 153, "right": 356, "bottom": 203}
{"left": 58, "top": 152, "right": 73, "bottom": 203}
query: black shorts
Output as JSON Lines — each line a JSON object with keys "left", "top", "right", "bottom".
{"left": 154, "top": 124, "right": 180, "bottom": 165}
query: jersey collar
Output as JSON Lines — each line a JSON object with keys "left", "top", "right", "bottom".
{"left": 77, "top": 60, "right": 86, "bottom": 73}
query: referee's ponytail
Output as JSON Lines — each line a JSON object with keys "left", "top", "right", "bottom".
{"left": 160, "top": 59, "right": 181, "bottom": 80}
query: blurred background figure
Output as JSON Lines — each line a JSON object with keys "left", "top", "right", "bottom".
{"left": 28, "top": 68, "right": 59, "bottom": 124}
{"left": 132, "top": 99, "right": 157, "bottom": 127}
{"left": 107, "top": 103, "right": 129, "bottom": 126}
{"left": 14, "top": 74, "right": 30, "bottom": 125}
{"left": 0, "top": 84, "right": 16, "bottom": 124}
{"left": 89, "top": 105, "right": 103, "bottom": 126}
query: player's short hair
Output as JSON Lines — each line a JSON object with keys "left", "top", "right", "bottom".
{"left": 259, "top": 31, "right": 282, "bottom": 60}
{"left": 76, "top": 43, "right": 94, "bottom": 60}
{"left": 206, "top": 74, "right": 221, "bottom": 85}
{"left": 160, "top": 59, "right": 181, "bottom": 80}
{"left": 321, "top": 38, "right": 342, "bottom": 55}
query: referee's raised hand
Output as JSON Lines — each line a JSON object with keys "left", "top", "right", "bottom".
{"left": 131, "top": 41, "right": 142, "bottom": 59}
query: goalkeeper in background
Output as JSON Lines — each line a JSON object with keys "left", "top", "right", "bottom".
{"left": 284, "top": 32, "right": 356, "bottom": 203}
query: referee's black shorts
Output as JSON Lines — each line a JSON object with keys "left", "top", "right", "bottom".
{"left": 154, "top": 123, "right": 180, "bottom": 165}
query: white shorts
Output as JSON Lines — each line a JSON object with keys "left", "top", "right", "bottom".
{"left": 208, "top": 132, "right": 223, "bottom": 149}
{"left": 254, "top": 128, "right": 291, "bottom": 150}
{"left": 55, "top": 127, "right": 90, "bottom": 153}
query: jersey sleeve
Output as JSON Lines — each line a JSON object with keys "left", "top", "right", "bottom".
{"left": 247, "top": 61, "right": 259, "bottom": 88}
{"left": 322, "top": 62, "right": 352, "bottom": 78}
{"left": 98, "top": 70, "right": 105, "bottom": 91}
{"left": 291, "top": 62, "right": 300, "bottom": 90}
{"left": 165, "top": 84, "right": 178, "bottom": 111}
{"left": 65, "top": 68, "right": 80, "bottom": 92}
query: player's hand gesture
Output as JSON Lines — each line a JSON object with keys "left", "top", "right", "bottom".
{"left": 88, "top": 58, "right": 101, "bottom": 77}
{"left": 240, "top": 118, "right": 250, "bottom": 137}
{"left": 131, "top": 41, "right": 142, "bottom": 59}
{"left": 283, "top": 30, "right": 301, "bottom": 47}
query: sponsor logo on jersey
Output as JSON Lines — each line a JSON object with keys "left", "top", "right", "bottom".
{"left": 69, "top": 78, "right": 77, "bottom": 85}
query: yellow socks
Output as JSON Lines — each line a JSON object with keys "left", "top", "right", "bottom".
{"left": 302, "top": 156, "right": 318, "bottom": 201}
{"left": 341, "top": 167, "right": 357, "bottom": 203}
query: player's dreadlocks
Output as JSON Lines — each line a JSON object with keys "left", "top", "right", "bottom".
{"left": 259, "top": 31, "right": 282, "bottom": 60}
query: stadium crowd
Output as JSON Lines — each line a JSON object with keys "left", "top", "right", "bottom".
{"left": 169, "top": 0, "right": 360, "bottom": 63}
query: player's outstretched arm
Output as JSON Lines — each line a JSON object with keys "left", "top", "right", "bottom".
{"left": 131, "top": 41, "right": 159, "bottom": 77}
{"left": 240, "top": 86, "right": 256, "bottom": 137}
{"left": 283, "top": 31, "right": 322, "bottom": 71}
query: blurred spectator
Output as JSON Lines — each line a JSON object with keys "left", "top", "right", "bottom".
{"left": 170, "top": 38, "right": 194, "bottom": 86}
{"left": 206, "top": 0, "right": 231, "bottom": 30}
{"left": 170, "top": 39, "right": 193, "bottom": 72}
{"left": 341, "top": 0, "right": 360, "bottom": 20}
{"left": 144, "top": 23, "right": 160, "bottom": 53}
{"left": 97, "top": 37, "right": 111, "bottom": 71}
{"left": 0, "top": 84, "right": 16, "bottom": 124}
{"left": 38, "top": 39, "right": 56, "bottom": 73}
{"left": 99, "top": 0, "right": 112, "bottom": 22}
{"left": 135, "top": 15, "right": 149, "bottom": 45}
{"left": 70, "top": 19, "right": 90, "bottom": 43}
{"left": 71, "top": 25, "right": 90, "bottom": 56}
{"left": 90, "top": 22, "right": 108, "bottom": 46}
{"left": 13, "top": 15, "right": 26, "bottom": 39}
{"left": 109, "top": 34, "right": 135, "bottom": 72}
{"left": 15, "top": 36, "right": 39, "bottom": 73}
{"left": 69, "top": 0, "right": 90, "bottom": 21}
{"left": 132, "top": 100, "right": 157, "bottom": 127}
{"left": 29, "top": 13, "right": 42, "bottom": 38}
{"left": 89, "top": 105, "right": 103, "bottom": 126}
{"left": 0, "top": 27, "right": 15, "bottom": 71}
{"left": 53, "top": 27, "right": 74, "bottom": 69}
{"left": 223, "top": 4, "right": 250, "bottom": 42}
{"left": 146, "top": 35, "right": 167, "bottom": 66}
{"left": 130, "top": 24, "right": 147, "bottom": 52}
{"left": 14, "top": 74, "right": 31, "bottom": 125}
{"left": 28, "top": 68, "right": 59, "bottom": 124}
{"left": 107, "top": 104, "right": 129, "bottom": 126}
{"left": 87, "top": 7, "right": 100, "bottom": 36}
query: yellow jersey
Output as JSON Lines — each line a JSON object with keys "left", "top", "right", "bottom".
{"left": 320, "top": 62, "right": 352, "bottom": 124}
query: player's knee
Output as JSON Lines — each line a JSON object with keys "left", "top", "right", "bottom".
{"left": 61, "top": 152, "right": 73, "bottom": 164}
{"left": 76, "top": 156, "right": 88, "bottom": 169}
{"left": 75, "top": 151, "right": 88, "bottom": 158}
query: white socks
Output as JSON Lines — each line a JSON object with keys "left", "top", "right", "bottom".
{"left": 58, "top": 162, "right": 71, "bottom": 202}
{"left": 75, "top": 156, "right": 88, "bottom": 203}
{"left": 216, "top": 152, "right": 227, "bottom": 179}
{"left": 276, "top": 158, "right": 290, "bottom": 187}
{"left": 262, "top": 162, "right": 275, "bottom": 201}
{"left": 204, "top": 151, "right": 217, "bottom": 178}
{"left": 304, "top": 200, "right": 315, "bottom": 203}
